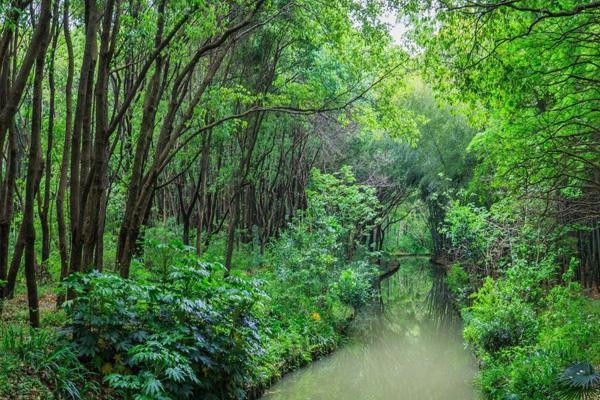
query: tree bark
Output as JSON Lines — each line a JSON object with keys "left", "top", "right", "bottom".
{"left": 39, "top": 4, "right": 60, "bottom": 270}
{"left": 56, "top": 0, "right": 74, "bottom": 305}
{"left": 23, "top": 8, "right": 52, "bottom": 326}
{"left": 69, "top": 0, "right": 99, "bottom": 275}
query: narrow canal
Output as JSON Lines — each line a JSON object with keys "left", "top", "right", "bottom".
{"left": 261, "top": 257, "right": 478, "bottom": 400}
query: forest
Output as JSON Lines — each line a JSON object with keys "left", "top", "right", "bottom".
{"left": 0, "top": 0, "right": 598, "bottom": 399}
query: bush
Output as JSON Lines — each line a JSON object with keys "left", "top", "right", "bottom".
{"left": 63, "top": 258, "right": 266, "bottom": 400}
{"left": 446, "top": 263, "right": 472, "bottom": 305}
{"left": 243, "top": 167, "right": 381, "bottom": 391}
{"left": 331, "top": 266, "right": 374, "bottom": 310}
{"left": 443, "top": 202, "right": 494, "bottom": 263}
{"left": 464, "top": 278, "right": 539, "bottom": 354}
{"left": 56, "top": 167, "right": 384, "bottom": 399}
{"left": 463, "top": 267, "right": 600, "bottom": 399}
{"left": 268, "top": 167, "right": 379, "bottom": 302}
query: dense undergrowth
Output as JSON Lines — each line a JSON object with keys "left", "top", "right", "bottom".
{"left": 443, "top": 201, "right": 600, "bottom": 400}
{"left": 0, "top": 168, "right": 381, "bottom": 399}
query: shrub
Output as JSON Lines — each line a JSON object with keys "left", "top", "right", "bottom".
{"left": 446, "top": 263, "right": 472, "bottom": 305}
{"left": 443, "top": 202, "right": 493, "bottom": 263}
{"left": 57, "top": 168, "right": 384, "bottom": 399}
{"left": 331, "top": 266, "right": 374, "bottom": 310}
{"left": 442, "top": 196, "right": 599, "bottom": 400}
{"left": 464, "top": 277, "right": 539, "bottom": 355}
{"left": 242, "top": 167, "right": 381, "bottom": 392}
{"left": 63, "top": 258, "right": 266, "bottom": 400}
{"left": 464, "top": 267, "right": 600, "bottom": 399}
{"left": 268, "top": 167, "right": 379, "bottom": 300}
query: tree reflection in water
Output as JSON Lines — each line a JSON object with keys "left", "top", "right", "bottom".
{"left": 262, "top": 257, "right": 478, "bottom": 400}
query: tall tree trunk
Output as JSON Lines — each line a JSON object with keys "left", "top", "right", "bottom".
{"left": 0, "top": 123, "right": 18, "bottom": 296}
{"left": 0, "top": 0, "right": 53, "bottom": 305}
{"left": 69, "top": 0, "right": 99, "bottom": 275}
{"left": 56, "top": 0, "right": 75, "bottom": 305}
{"left": 116, "top": 0, "right": 166, "bottom": 272}
{"left": 39, "top": 6, "right": 59, "bottom": 269}
{"left": 81, "top": 0, "right": 120, "bottom": 270}
{"left": 0, "top": 36, "right": 12, "bottom": 290}
{"left": 24, "top": 13, "right": 52, "bottom": 326}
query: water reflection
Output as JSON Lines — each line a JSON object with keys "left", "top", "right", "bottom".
{"left": 261, "top": 258, "right": 477, "bottom": 400}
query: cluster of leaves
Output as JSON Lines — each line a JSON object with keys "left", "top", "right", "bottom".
{"left": 443, "top": 203, "right": 600, "bottom": 400}
{"left": 409, "top": 0, "right": 600, "bottom": 208}
{"left": 330, "top": 264, "right": 374, "bottom": 311}
{"left": 62, "top": 257, "right": 266, "bottom": 400}
{"left": 442, "top": 201, "right": 515, "bottom": 275}
{"left": 269, "top": 167, "right": 379, "bottom": 304}
{"left": 558, "top": 362, "right": 600, "bottom": 400}
{"left": 445, "top": 263, "right": 472, "bottom": 306}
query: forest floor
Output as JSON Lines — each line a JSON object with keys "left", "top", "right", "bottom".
{"left": 1, "top": 289, "right": 60, "bottom": 326}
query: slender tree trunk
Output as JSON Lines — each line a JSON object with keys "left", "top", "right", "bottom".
{"left": 81, "top": 0, "right": 120, "bottom": 270}
{"left": 0, "top": 0, "right": 52, "bottom": 306}
{"left": 225, "top": 195, "right": 239, "bottom": 272}
{"left": 24, "top": 16, "right": 51, "bottom": 326}
{"left": 69, "top": 0, "right": 100, "bottom": 277}
{"left": 196, "top": 132, "right": 211, "bottom": 255}
{"left": 116, "top": 0, "right": 166, "bottom": 272}
{"left": 39, "top": 8, "right": 59, "bottom": 269}
{"left": 0, "top": 38, "right": 12, "bottom": 290}
{"left": 0, "top": 123, "right": 17, "bottom": 295}
{"left": 56, "top": 0, "right": 74, "bottom": 305}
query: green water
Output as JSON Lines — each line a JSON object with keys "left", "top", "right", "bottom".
{"left": 261, "top": 258, "right": 478, "bottom": 400}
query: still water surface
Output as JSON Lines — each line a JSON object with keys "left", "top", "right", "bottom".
{"left": 261, "top": 258, "right": 478, "bottom": 400}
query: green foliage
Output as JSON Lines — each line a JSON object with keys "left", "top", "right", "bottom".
{"left": 63, "top": 257, "right": 265, "bottom": 400}
{"left": 304, "top": 166, "right": 380, "bottom": 241}
{"left": 464, "top": 276, "right": 539, "bottom": 355}
{"left": 441, "top": 199, "right": 600, "bottom": 399}
{"left": 445, "top": 263, "right": 472, "bottom": 305}
{"left": 0, "top": 324, "right": 96, "bottom": 399}
{"left": 268, "top": 167, "right": 379, "bottom": 307}
{"left": 200, "top": 231, "right": 264, "bottom": 272}
{"left": 460, "top": 262, "right": 600, "bottom": 399}
{"left": 56, "top": 169, "right": 383, "bottom": 399}
{"left": 443, "top": 202, "right": 496, "bottom": 265}
{"left": 331, "top": 265, "right": 374, "bottom": 310}
{"left": 248, "top": 167, "right": 383, "bottom": 388}
{"left": 135, "top": 226, "right": 192, "bottom": 281}
{"left": 409, "top": 0, "right": 600, "bottom": 209}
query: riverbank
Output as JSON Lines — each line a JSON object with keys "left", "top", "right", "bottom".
{"left": 445, "top": 260, "right": 600, "bottom": 399}
{"left": 248, "top": 256, "right": 410, "bottom": 399}
{"left": 1, "top": 169, "right": 384, "bottom": 400}
{"left": 261, "top": 258, "right": 478, "bottom": 399}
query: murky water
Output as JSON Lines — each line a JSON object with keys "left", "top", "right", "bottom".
{"left": 261, "top": 258, "right": 478, "bottom": 400}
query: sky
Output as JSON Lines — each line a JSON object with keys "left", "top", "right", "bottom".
{"left": 381, "top": 13, "right": 411, "bottom": 46}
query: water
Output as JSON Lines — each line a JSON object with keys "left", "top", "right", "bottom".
{"left": 261, "top": 258, "right": 478, "bottom": 400}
